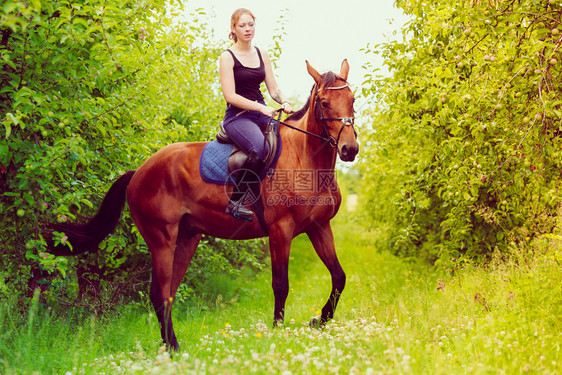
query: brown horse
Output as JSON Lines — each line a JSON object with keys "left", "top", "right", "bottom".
{"left": 48, "top": 60, "right": 359, "bottom": 351}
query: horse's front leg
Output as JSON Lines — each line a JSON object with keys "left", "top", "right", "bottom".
{"left": 307, "top": 221, "right": 346, "bottom": 326}
{"left": 268, "top": 222, "right": 294, "bottom": 326}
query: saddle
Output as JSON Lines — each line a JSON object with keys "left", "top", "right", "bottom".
{"left": 216, "top": 118, "right": 280, "bottom": 179}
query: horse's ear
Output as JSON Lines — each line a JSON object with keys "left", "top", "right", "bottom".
{"left": 340, "top": 59, "right": 349, "bottom": 81}
{"left": 306, "top": 60, "right": 322, "bottom": 84}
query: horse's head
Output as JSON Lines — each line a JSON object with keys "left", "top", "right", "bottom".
{"left": 306, "top": 59, "right": 359, "bottom": 162}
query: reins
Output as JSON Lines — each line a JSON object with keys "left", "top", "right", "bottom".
{"left": 270, "top": 110, "right": 333, "bottom": 143}
{"left": 272, "top": 81, "right": 357, "bottom": 148}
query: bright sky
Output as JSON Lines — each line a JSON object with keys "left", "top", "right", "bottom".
{"left": 183, "top": 0, "right": 409, "bottom": 102}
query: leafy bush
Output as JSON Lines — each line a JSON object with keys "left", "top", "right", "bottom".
{"left": 359, "top": 0, "right": 562, "bottom": 265}
{"left": 1, "top": 0, "right": 266, "bottom": 305}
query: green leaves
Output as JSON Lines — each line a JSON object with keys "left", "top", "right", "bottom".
{"left": 360, "top": 0, "right": 562, "bottom": 265}
{"left": 0, "top": 0, "right": 237, "bottom": 301}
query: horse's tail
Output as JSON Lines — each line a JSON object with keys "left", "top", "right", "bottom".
{"left": 47, "top": 170, "right": 136, "bottom": 256}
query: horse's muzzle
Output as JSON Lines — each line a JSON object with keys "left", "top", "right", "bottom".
{"left": 339, "top": 142, "right": 359, "bottom": 162}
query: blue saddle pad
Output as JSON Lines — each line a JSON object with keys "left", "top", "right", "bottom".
{"left": 200, "top": 136, "right": 282, "bottom": 186}
{"left": 199, "top": 141, "right": 237, "bottom": 185}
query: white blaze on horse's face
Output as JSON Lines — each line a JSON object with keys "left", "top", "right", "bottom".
{"left": 307, "top": 59, "right": 359, "bottom": 162}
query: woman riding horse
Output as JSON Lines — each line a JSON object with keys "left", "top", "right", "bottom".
{"left": 48, "top": 59, "right": 358, "bottom": 351}
{"left": 220, "top": 8, "right": 292, "bottom": 221}
{"left": 46, "top": 11, "right": 359, "bottom": 350}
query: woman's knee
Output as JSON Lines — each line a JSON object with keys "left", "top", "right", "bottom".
{"left": 224, "top": 119, "right": 268, "bottom": 158}
{"left": 254, "top": 142, "right": 269, "bottom": 160}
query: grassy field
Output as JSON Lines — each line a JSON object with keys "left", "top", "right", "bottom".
{"left": 1, "top": 212, "right": 561, "bottom": 374}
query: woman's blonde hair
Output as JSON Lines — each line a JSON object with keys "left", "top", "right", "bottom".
{"left": 229, "top": 8, "right": 255, "bottom": 43}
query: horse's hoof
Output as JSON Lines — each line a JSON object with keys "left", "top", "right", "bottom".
{"left": 309, "top": 315, "right": 322, "bottom": 328}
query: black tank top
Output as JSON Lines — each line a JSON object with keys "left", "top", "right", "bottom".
{"left": 227, "top": 47, "right": 265, "bottom": 102}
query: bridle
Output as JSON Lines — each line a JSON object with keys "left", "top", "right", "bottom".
{"left": 314, "top": 82, "right": 357, "bottom": 148}
{"left": 272, "top": 80, "right": 357, "bottom": 148}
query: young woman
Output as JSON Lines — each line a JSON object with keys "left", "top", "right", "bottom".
{"left": 219, "top": 8, "right": 292, "bottom": 221}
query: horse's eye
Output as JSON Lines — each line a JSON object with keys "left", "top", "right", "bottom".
{"left": 321, "top": 101, "right": 329, "bottom": 109}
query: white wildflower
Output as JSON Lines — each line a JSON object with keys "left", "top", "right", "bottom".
{"left": 294, "top": 354, "right": 306, "bottom": 362}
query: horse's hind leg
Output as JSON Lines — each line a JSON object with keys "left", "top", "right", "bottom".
{"left": 307, "top": 222, "right": 346, "bottom": 326}
{"left": 145, "top": 220, "right": 201, "bottom": 352}
{"left": 143, "top": 222, "right": 179, "bottom": 350}
{"left": 149, "top": 266, "right": 176, "bottom": 350}
{"left": 170, "top": 220, "right": 201, "bottom": 301}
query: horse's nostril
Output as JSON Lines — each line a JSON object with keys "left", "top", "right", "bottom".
{"left": 341, "top": 145, "right": 349, "bottom": 156}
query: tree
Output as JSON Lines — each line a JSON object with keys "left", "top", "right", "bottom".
{"left": 1, "top": 0, "right": 264, "bottom": 305}
{"left": 360, "top": 0, "right": 562, "bottom": 265}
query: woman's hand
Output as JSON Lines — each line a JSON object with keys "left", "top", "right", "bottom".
{"left": 261, "top": 105, "right": 277, "bottom": 117}
{"left": 281, "top": 101, "right": 292, "bottom": 114}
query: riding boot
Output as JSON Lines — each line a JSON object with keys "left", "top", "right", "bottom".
{"left": 226, "top": 151, "right": 265, "bottom": 222}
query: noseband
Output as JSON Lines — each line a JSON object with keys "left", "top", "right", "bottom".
{"left": 314, "top": 83, "right": 357, "bottom": 148}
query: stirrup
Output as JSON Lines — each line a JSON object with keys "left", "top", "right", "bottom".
{"left": 226, "top": 200, "right": 254, "bottom": 222}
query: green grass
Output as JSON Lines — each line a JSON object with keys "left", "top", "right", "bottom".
{"left": 1, "top": 212, "right": 561, "bottom": 374}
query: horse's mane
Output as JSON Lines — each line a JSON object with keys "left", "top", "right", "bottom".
{"left": 285, "top": 87, "right": 313, "bottom": 121}
{"left": 286, "top": 71, "right": 342, "bottom": 122}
